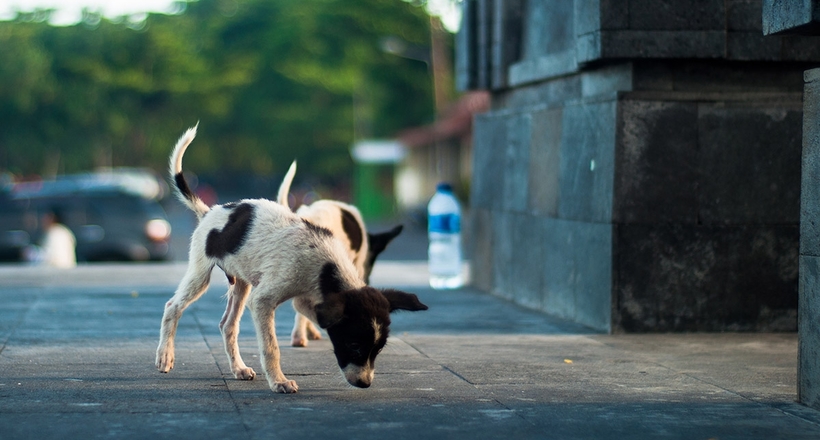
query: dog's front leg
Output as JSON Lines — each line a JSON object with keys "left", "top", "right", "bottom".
{"left": 221, "top": 279, "right": 256, "bottom": 380}
{"left": 250, "top": 296, "right": 298, "bottom": 393}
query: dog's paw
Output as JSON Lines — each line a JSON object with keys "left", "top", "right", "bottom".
{"left": 273, "top": 380, "right": 299, "bottom": 394}
{"left": 291, "top": 336, "right": 308, "bottom": 347}
{"left": 156, "top": 350, "right": 175, "bottom": 373}
{"left": 233, "top": 367, "right": 256, "bottom": 380}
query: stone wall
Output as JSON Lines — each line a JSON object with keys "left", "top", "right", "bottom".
{"left": 799, "top": 68, "right": 820, "bottom": 409}
{"left": 762, "top": 0, "right": 820, "bottom": 412}
{"left": 460, "top": 0, "right": 820, "bottom": 333}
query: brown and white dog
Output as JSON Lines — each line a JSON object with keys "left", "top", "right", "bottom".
{"left": 155, "top": 125, "right": 428, "bottom": 393}
{"left": 274, "top": 161, "right": 404, "bottom": 347}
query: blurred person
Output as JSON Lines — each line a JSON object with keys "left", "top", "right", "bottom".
{"left": 37, "top": 210, "right": 77, "bottom": 268}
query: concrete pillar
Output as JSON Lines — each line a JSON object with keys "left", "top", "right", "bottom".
{"left": 460, "top": 0, "right": 820, "bottom": 333}
{"left": 763, "top": 0, "right": 820, "bottom": 412}
{"left": 800, "top": 68, "right": 820, "bottom": 409}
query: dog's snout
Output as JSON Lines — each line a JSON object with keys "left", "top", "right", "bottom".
{"left": 343, "top": 364, "right": 374, "bottom": 389}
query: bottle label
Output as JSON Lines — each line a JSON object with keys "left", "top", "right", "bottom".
{"left": 429, "top": 213, "right": 460, "bottom": 233}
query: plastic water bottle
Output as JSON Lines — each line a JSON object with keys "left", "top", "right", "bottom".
{"left": 428, "top": 182, "right": 464, "bottom": 289}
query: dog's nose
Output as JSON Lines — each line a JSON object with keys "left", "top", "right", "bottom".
{"left": 354, "top": 379, "right": 371, "bottom": 388}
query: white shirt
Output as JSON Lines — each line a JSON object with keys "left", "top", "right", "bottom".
{"left": 42, "top": 223, "right": 77, "bottom": 268}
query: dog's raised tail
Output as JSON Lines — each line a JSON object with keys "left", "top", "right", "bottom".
{"left": 276, "top": 160, "right": 297, "bottom": 209}
{"left": 169, "top": 123, "right": 210, "bottom": 219}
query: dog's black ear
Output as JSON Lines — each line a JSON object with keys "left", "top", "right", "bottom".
{"left": 315, "top": 292, "right": 345, "bottom": 328}
{"left": 367, "top": 225, "right": 404, "bottom": 255}
{"left": 381, "top": 289, "right": 428, "bottom": 313}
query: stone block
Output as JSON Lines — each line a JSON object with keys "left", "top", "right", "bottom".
{"left": 502, "top": 72, "right": 582, "bottom": 109}
{"left": 475, "top": 0, "right": 491, "bottom": 89}
{"left": 802, "top": 69, "right": 820, "bottom": 257}
{"left": 698, "top": 103, "right": 802, "bottom": 224}
{"left": 799, "top": 255, "right": 820, "bottom": 409}
{"left": 762, "top": 0, "right": 820, "bottom": 35}
{"left": 598, "top": 0, "right": 629, "bottom": 30}
{"left": 508, "top": 50, "right": 578, "bottom": 87}
{"left": 569, "top": 221, "right": 614, "bottom": 331}
{"left": 521, "top": 0, "right": 574, "bottom": 60}
{"left": 470, "top": 113, "right": 506, "bottom": 210}
{"left": 580, "top": 63, "right": 633, "bottom": 98}
{"left": 575, "top": 0, "right": 629, "bottom": 35}
{"left": 541, "top": 217, "right": 613, "bottom": 332}
{"left": 468, "top": 208, "right": 494, "bottom": 291}
{"left": 614, "top": 99, "right": 699, "bottom": 224}
{"left": 502, "top": 113, "right": 531, "bottom": 213}
{"left": 614, "top": 224, "right": 798, "bottom": 332}
{"left": 727, "top": 31, "right": 783, "bottom": 60}
{"left": 780, "top": 35, "right": 820, "bottom": 60}
{"left": 579, "top": 30, "right": 725, "bottom": 63}
{"left": 491, "top": 210, "right": 514, "bottom": 301}
{"left": 490, "top": 0, "right": 524, "bottom": 89}
{"left": 728, "top": 0, "right": 763, "bottom": 31}
{"left": 627, "top": 0, "right": 725, "bottom": 31}
{"left": 541, "top": 218, "right": 578, "bottom": 321}
{"left": 510, "top": 213, "right": 545, "bottom": 310}
{"left": 528, "top": 107, "right": 562, "bottom": 217}
{"left": 455, "top": 0, "right": 476, "bottom": 92}
{"left": 558, "top": 99, "right": 616, "bottom": 223}
{"left": 631, "top": 61, "right": 807, "bottom": 93}
{"left": 574, "top": 0, "right": 601, "bottom": 36}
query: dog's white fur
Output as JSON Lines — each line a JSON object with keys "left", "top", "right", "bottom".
{"left": 275, "top": 161, "right": 369, "bottom": 347}
{"left": 156, "top": 126, "right": 368, "bottom": 393}
{"left": 278, "top": 161, "right": 370, "bottom": 277}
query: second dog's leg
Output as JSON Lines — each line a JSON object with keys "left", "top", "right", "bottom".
{"left": 306, "top": 320, "right": 322, "bottom": 340}
{"left": 290, "top": 309, "right": 309, "bottom": 347}
{"left": 156, "top": 260, "right": 213, "bottom": 373}
{"left": 291, "top": 311, "right": 321, "bottom": 347}
{"left": 220, "top": 279, "right": 256, "bottom": 380}
{"left": 250, "top": 296, "right": 298, "bottom": 393}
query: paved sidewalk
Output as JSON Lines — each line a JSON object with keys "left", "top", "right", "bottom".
{"left": 0, "top": 262, "right": 818, "bottom": 439}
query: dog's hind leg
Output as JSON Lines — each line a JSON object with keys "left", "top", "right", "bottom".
{"left": 156, "top": 258, "right": 214, "bottom": 373}
{"left": 250, "top": 293, "right": 298, "bottom": 393}
{"left": 221, "top": 278, "right": 256, "bottom": 380}
{"left": 290, "top": 310, "right": 323, "bottom": 347}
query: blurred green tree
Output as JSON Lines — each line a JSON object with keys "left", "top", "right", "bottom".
{"left": 0, "top": 0, "right": 440, "bottom": 188}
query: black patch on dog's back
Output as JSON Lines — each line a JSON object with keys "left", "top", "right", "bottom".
{"left": 206, "top": 203, "right": 254, "bottom": 258}
{"left": 320, "top": 262, "right": 343, "bottom": 295}
{"left": 303, "top": 218, "right": 333, "bottom": 238}
{"left": 340, "top": 208, "right": 363, "bottom": 252}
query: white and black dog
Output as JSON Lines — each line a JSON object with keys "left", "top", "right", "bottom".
{"left": 155, "top": 125, "right": 428, "bottom": 393}
{"left": 274, "top": 161, "right": 404, "bottom": 347}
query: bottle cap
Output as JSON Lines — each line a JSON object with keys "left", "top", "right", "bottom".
{"left": 436, "top": 182, "right": 453, "bottom": 192}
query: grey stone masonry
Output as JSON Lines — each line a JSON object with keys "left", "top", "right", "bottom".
{"left": 460, "top": 0, "right": 819, "bottom": 333}
{"left": 458, "top": 0, "right": 820, "bottom": 91}
{"left": 763, "top": 0, "right": 820, "bottom": 35}
{"left": 799, "top": 68, "right": 820, "bottom": 409}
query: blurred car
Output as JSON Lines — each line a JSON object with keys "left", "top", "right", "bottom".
{"left": 0, "top": 170, "right": 172, "bottom": 262}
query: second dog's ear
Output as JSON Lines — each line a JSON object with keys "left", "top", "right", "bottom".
{"left": 315, "top": 293, "right": 345, "bottom": 328}
{"left": 367, "top": 225, "right": 404, "bottom": 255}
{"left": 381, "top": 289, "right": 428, "bottom": 313}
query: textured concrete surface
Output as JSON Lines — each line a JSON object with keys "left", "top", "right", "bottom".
{"left": 800, "top": 68, "right": 820, "bottom": 410}
{"left": 763, "top": 0, "right": 820, "bottom": 35}
{"left": 0, "top": 262, "right": 819, "bottom": 439}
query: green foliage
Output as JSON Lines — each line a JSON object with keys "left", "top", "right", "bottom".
{"left": 0, "top": 0, "right": 439, "bottom": 185}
